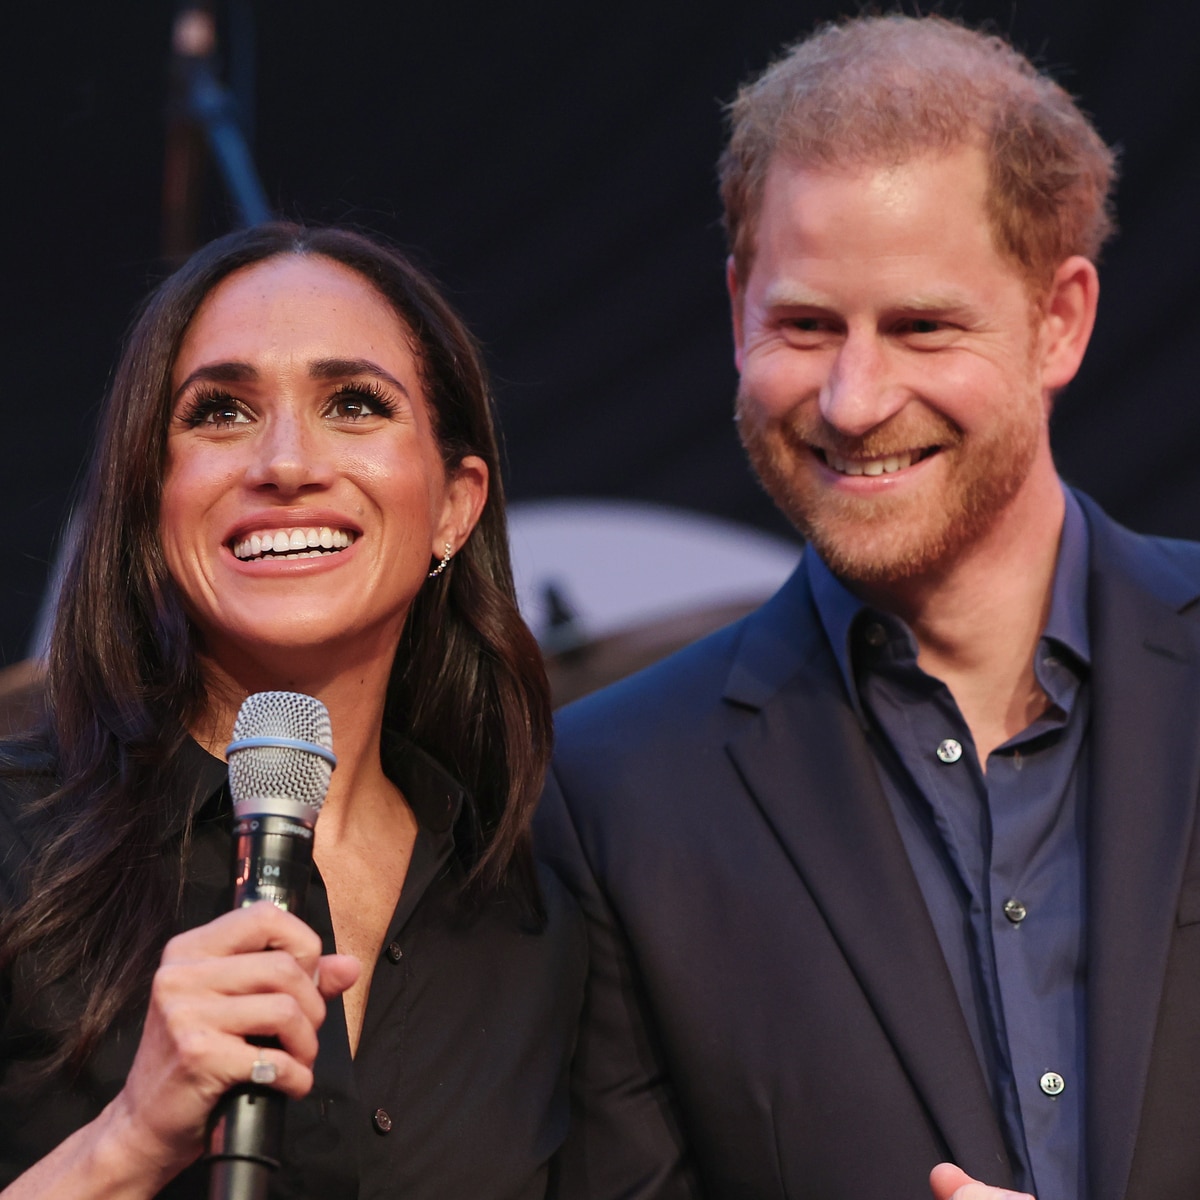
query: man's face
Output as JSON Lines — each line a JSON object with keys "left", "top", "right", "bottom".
{"left": 730, "top": 146, "right": 1062, "bottom": 588}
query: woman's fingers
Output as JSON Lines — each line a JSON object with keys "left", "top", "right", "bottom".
{"left": 107, "top": 902, "right": 358, "bottom": 1178}
{"left": 314, "top": 952, "right": 361, "bottom": 998}
{"left": 153, "top": 985, "right": 323, "bottom": 1069}
{"left": 155, "top": 947, "right": 328, "bottom": 1029}
{"left": 144, "top": 1011, "right": 316, "bottom": 1101}
{"left": 161, "top": 900, "right": 324, "bottom": 966}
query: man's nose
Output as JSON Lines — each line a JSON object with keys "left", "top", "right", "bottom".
{"left": 244, "top": 412, "right": 335, "bottom": 494}
{"left": 818, "top": 333, "right": 907, "bottom": 437}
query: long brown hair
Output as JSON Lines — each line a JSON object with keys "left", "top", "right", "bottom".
{"left": 0, "top": 224, "right": 551, "bottom": 1074}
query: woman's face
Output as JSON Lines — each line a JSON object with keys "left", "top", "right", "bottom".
{"left": 159, "top": 253, "right": 486, "bottom": 677}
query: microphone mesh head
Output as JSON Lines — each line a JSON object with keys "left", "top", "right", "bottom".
{"left": 227, "top": 691, "right": 334, "bottom": 813}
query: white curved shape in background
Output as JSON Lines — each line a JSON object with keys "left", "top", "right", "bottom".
{"left": 507, "top": 498, "right": 801, "bottom": 647}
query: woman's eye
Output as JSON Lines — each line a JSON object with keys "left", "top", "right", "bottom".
{"left": 328, "top": 385, "right": 396, "bottom": 421}
{"left": 181, "top": 394, "right": 250, "bottom": 427}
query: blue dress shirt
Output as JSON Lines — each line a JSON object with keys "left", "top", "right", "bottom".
{"left": 807, "top": 488, "right": 1092, "bottom": 1200}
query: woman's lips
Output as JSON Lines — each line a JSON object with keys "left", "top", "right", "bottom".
{"left": 231, "top": 526, "right": 358, "bottom": 562}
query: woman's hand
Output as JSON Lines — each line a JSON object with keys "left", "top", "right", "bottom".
{"left": 90, "top": 902, "right": 358, "bottom": 1194}
{"left": 929, "top": 1163, "right": 1035, "bottom": 1200}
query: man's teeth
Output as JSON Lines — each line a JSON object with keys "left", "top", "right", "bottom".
{"left": 232, "top": 527, "right": 356, "bottom": 561}
{"left": 825, "top": 451, "right": 915, "bottom": 477}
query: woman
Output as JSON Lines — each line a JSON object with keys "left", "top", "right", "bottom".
{"left": 0, "top": 224, "right": 584, "bottom": 1197}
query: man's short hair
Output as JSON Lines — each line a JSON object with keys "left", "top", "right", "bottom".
{"left": 719, "top": 15, "right": 1118, "bottom": 294}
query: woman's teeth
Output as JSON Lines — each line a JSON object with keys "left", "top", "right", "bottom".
{"left": 825, "top": 450, "right": 915, "bottom": 476}
{"left": 232, "top": 527, "right": 356, "bottom": 561}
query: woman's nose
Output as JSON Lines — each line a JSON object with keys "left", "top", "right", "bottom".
{"left": 243, "top": 412, "right": 335, "bottom": 494}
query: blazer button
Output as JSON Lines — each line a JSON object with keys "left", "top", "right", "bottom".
{"left": 373, "top": 1108, "right": 394, "bottom": 1134}
{"left": 1003, "top": 899, "right": 1027, "bottom": 924}
{"left": 385, "top": 941, "right": 403, "bottom": 963}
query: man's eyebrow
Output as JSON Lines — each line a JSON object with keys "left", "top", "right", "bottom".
{"left": 892, "top": 293, "right": 979, "bottom": 314}
{"left": 172, "top": 362, "right": 258, "bottom": 401}
{"left": 761, "top": 284, "right": 828, "bottom": 309}
{"left": 309, "top": 357, "right": 409, "bottom": 396}
{"left": 761, "top": 285, "right": 981, "bottom": 316}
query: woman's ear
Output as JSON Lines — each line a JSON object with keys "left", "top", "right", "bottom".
{"left": 435, "top": 455, "right": 489, "bottom": 557}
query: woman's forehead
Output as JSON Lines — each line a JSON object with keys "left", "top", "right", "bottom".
{"left": 174, "top": 254, "right": 418, "bottom": 386}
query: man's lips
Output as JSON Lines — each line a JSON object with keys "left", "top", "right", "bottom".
{"left": 230, "top": 525, "right": 358, "bottom": 562}
{"left": 815, "top": 446, "right": 940, "bottom": 477}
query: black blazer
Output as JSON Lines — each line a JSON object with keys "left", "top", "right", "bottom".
{"left": 538, "top": 494, "right": 1200, "bottom": 1200}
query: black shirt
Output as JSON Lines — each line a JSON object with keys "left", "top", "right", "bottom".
{"left": 0, "top": 737, "right": 585, "bottom": 1198}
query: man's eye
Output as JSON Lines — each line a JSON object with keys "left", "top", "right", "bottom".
{"left": 904, "top": 319, "right": 943, "bottom": 334}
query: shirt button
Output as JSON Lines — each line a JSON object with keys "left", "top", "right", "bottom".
{"left": 385, "top": 941, "right": 403, "bottom": 963}
{"left": 1040, "top": 1071, "right": 1065, "bottom": 1096}
{"left": 936, "top": 738, "right": 963, "bottom": 764}
{"left": 1003, "top": 899, "right": 1027, "bottom": 924}
{"left": 864, "top": 622, "right": 887, "bottom": 647}
{"left": 373, "top": 1108, "right": 393, "bottom": 1134}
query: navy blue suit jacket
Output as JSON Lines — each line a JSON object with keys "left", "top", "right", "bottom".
{"left": 538, "top": 496, "right": 1200, "bottom": 1200}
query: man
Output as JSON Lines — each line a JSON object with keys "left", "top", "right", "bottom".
{"left": 537, "top": 15, "right": 1200, "bottom": 1200}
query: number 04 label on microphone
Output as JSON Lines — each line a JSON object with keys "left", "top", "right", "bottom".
{"left": 232, "top": 814, "right": 316, "bottom": 913}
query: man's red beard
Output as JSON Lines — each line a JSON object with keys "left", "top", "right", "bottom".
{"left": 735, "top": 389, "right": 1043, "bottom": 587}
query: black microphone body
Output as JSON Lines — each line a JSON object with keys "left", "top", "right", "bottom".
{"left": 206, "top": 693, "right": 335, "bottom": 1200}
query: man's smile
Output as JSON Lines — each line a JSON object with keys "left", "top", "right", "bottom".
{"left": 816, "top": 447, "right": 942, "bottom": 477}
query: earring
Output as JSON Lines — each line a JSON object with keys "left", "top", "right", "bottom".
{"left": 428, "top": 542, "right": 453, "bottom": 578}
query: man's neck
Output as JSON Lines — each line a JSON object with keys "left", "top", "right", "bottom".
{"left": 854, "top": 476, "right": 1067, "bottom": 764}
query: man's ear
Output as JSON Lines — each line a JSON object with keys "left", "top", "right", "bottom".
{"left": 727, "top": 255, "right": 746, "bottom": 372}
{"left": 1038, "top": 255, "right": 1100, "bottom": 394}
{"left": 436, "top": 455, "right": 488, "bottom": 559}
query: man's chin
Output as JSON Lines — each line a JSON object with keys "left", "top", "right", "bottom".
{"left": 801, "top": 519, "right": 953, "bottom": 586}
{"left": 768, "top": 484, "right": 948, "bottom": 585}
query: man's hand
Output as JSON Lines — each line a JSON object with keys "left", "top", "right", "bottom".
{"left": 929, "top": 1163, "right": 1035, "bottom": 1200}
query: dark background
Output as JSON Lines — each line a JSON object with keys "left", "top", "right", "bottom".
{"left": 4, "top": 0, "right": 1199, "bottom": 668}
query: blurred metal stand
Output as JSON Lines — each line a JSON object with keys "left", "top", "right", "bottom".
{"left": 163, "top": 0, "right": 270, "bottom": 262}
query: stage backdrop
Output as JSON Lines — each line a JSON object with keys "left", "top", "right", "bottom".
{"left": 4, "top": 0, "right": 1199, "bottom": 667}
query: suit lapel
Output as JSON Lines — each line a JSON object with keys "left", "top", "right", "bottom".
{"left": 1085, "top": 542, "right": 1200, "bottom": 1200}
{"left": 723, "top": 570, "right": 1013, "bottom": 1182}
{"left": 725, "top": 514, "right": 1200, "bottom": 1194}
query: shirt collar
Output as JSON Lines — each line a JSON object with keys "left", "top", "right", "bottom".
{"left": 174, "top": 731, "right": 467, "bottom": 840}
{"left": 807, "top": 484, "right": 1092, "bottom": 718}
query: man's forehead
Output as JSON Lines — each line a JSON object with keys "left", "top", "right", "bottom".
{"left": 762, "top": 142, "right": 989, "bottom": 200}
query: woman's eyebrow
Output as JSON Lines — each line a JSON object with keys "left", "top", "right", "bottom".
{"left": 173, "top": 361, "right": 257, "bottom": 401}
{"left": 309, "top": 357, "right": 409, "bottom": 397}
{"left": 172, "top": 357, "right": 411, "bottom": 402}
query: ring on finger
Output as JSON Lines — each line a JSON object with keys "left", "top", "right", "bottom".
{"left": 250, "top": 1054, "right": 278, "bottom": 1086}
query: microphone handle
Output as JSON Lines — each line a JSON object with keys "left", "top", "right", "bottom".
{"left": 206, "top": 813, "right": 316, "bottom": 1200}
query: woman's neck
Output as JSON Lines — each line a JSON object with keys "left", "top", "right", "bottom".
{"left": 190, "top": 645, "right": 398, "bottom": 829}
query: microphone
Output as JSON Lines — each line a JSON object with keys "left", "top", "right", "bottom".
{"left": 205, "top": 691, "right": 336, "bottom": 1200}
